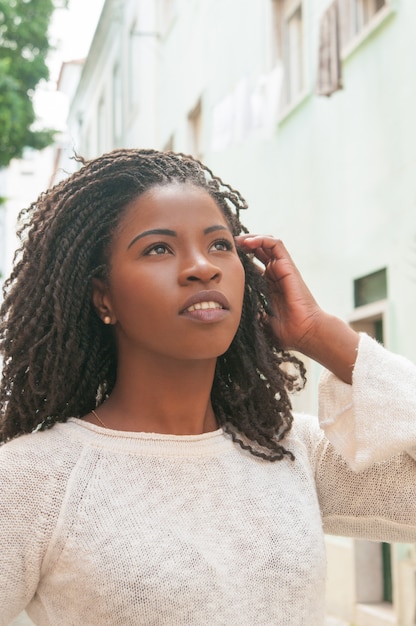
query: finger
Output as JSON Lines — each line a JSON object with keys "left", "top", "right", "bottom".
{"left": 235, "top": 235, "right": 269, "bottom": 267}
{"left": 252, "top": 249, "right": 270, "bottom": 267}
{"left": 251, "top": 238, "right": 298, "bottom": 271}
{"left": 236, "top": 244, "right": 271, "bottom": 268}
{"left": 236, "top": 234, "right": 282, "bottom": 252}
{"left": 236, "top": 235, "right": 292, "bottom": 264}
{"left": 235, "top": 234, "right": 275, "bottom": 248}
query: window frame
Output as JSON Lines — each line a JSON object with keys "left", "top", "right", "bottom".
{"left": 273, "top": 0, "right": 310, "bottom": 124}
{"left": 97, "top": 95, "right": 107, "bottom": 156}
{"left": 340, "top": 0, "right": 395, "bottom": 59}
{"left": 128, "top": 20, "right": 140, "bottom": 115}
{"left": 158, "top": 0, "right": 177, "bottom": 39}
{"left": 348, "top": 297, "right": 396, "bottom": 621}
{"left": 112, "top": 62, "right": 123, "bottom": 146}
{"left": 187, "top": 98, "right": 203, "bottom": 161}
{"left": 283, "top": 1, "right": 304, "bottom": 106}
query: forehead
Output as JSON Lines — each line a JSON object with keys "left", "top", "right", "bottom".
{"left": 117, "top": 183, "right": 229, "bottom": 234}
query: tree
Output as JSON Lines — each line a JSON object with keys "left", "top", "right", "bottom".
{"left": 0, "top": 0, "right": 65, "bottom": 167}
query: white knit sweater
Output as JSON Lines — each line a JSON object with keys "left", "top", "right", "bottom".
{"left": 1, "top": 334, "right": 416, "bottom": 626}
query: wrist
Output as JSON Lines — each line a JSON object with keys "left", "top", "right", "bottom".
{"left": 299, "top": 313, "right": 360, "bottom": 384}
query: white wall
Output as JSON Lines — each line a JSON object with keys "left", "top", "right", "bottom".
{"left": 0, "top": 148, "right": 55, "bottom": 294}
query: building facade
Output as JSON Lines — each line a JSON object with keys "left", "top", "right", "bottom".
{"left": 59, "top": 0, "right": 416, "bottom": 623}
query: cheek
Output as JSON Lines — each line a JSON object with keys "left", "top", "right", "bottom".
{"left": 108, "top": 271, "right": 159, "bottom": 321}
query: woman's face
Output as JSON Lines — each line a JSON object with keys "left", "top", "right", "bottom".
{"left": 93, "top": 183, "right": 245, "bottom": 364}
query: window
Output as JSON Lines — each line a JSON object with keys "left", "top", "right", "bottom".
{"left": 349, "top": 270, "right": 394, "bottom": 614}
{"left": 97, "top": 96, "right": 107, "bottom": 156}
{"left": 83, "top": 125, "right": 91, "bottom": 160}
{"left": 350, "top": 269, "right": 387, "bottom": 339}
{"left": 128, "top": 21, "right": 140, "bottom": 111}
{"left": 340, "top": 0, "right": 388, "bottom": 48}
{"left": 271, "top": 0, "right": 305, "bottom": 108}
{"left": 317, "top": 0, "right": 391, "bottom": 96}
{"left": 381, "top": 542, "right": 392, "bottom": 603}
{"left": 163, "top": 135, "right": 175, "bottom": 152}
{"left": 354, "top": 268, "right": 387, "bottom": 308}
{"left": 112, "top": 63, "right": 123, "bottom": 146}
{"left": 188, "top": 99, "right": 203, "bottom": 161}
{"left": 158, "top": 0, "right": 176, "bottom": 37}
{"left": 283, "top": 2, "right": 304, "bottom": 105}
{"left": 316, "top": 1, "right": 343, "bottom": 97}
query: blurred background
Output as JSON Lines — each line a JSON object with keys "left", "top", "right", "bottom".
{"left": 1, "top": 1, "right": 416, "bottom": 624}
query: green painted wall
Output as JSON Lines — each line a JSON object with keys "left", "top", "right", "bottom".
{"left": 156, "top": 0, "right": 416, "bottom": 408}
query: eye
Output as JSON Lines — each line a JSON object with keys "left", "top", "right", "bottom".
{"left": 210, "top": 239, "right": 234, "bottom": 252}
{"left": 144, "top": 243, "right": 172, "bottom": 256}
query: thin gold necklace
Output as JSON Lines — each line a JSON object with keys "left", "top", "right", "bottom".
{"left": 90, "top": 409, "right": 108, "bottom": 429}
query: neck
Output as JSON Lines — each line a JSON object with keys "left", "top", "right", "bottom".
{"left": 94, "top": 353, "right": 218, "bottom": 435}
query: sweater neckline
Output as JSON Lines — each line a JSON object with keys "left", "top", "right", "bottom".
{"left": 64, "top": 418, "right": 230, "bottom": 457}
{"left": 69, "top": 417, "right": 224, "bottom": 440}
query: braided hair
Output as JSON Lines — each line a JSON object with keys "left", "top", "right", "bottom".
{"left": 0, "top": 148, "right": 306, "bottom": 460}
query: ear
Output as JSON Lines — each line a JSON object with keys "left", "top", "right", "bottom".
{"left": 91, "top": 277, "right": 116, "bottom": 325}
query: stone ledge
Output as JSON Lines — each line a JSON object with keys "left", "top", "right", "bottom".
{"left": 356, "top": 602, "right": 397, "bottom": 626}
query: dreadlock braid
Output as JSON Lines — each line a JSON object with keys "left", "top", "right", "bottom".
{"left": 0, "top": 148, "right": 306, "bottom": 460}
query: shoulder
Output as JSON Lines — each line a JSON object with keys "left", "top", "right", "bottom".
{"left": 1, "top": 420, "right": 81, "bottom": 465}
{"left": 289, "top": 412, "right": 325, "bottom": 446}
{"left": 283, "top": 412, "right": 329, "bottom": 471}
{"left": 0, "top": 422, "right": 89, "bottom": 568}
{"left": 0, "top": 422, "right": 85, "bottom": 507}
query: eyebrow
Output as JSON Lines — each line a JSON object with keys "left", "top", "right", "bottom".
{"left": 127, "top": 224, "right": 229, "bottom": 249}
{"left": 128, "top": 229, "right": 175, "bottom": 249}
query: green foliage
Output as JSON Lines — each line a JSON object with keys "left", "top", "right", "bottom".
{"left": 0, "top": 0, "right": 66, "bottom": 167}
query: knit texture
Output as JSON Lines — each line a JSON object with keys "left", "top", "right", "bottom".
{"left": 1, "top": 334, "right": 415, "bottom": 625}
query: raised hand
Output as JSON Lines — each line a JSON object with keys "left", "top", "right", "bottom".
{"left": 236, "top": 235, "right": 322, "bottom": 352}
{"left": 236, "top": 235, "right": 359, "bottom": 383}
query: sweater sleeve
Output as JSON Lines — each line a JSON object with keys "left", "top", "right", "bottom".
{"left": 311, "top": 333, "right": 416, "bottom": 542}
{"left": 318, "top": 332, "right": 416, "bottom": 470}
{"left": 0, "top": 431, "right": 72, "bottom": 625}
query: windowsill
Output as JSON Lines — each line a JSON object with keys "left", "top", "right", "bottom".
{"left": 356, "top": 602, "right": 396, "bottom": 626}
{"left": 277, "top": 88, "right": 311, "bottom": 126}
{"left": 341, "top": 5, "right": 396, "bottom": 62}
{"left": 348, "top": 299, "right": 388, "bottom": 323}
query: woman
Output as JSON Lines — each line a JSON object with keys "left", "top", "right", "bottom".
{"left": 0, "top": 148, "right": 415, "bottom": 625}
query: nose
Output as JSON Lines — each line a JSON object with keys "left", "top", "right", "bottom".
{"left": 179, "top": 251, "right": 222, "bottom": 285}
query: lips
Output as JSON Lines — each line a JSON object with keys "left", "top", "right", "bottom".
{"left": 180, "top": 290, "right": 230, "bottom": 314}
